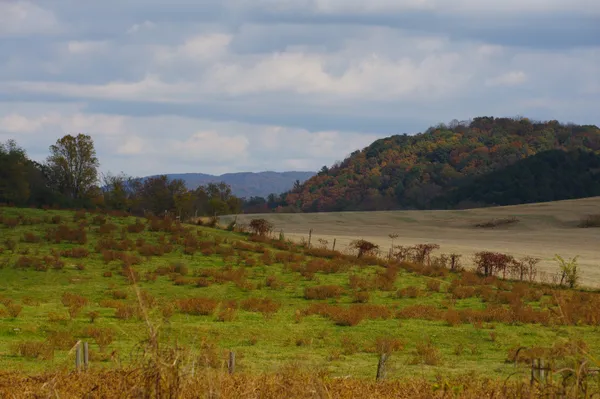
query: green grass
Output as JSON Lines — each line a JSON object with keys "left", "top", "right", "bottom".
{"left": 0, "top": 206, "right": 599, "bottom": 381}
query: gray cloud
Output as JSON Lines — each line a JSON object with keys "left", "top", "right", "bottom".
{"left": 0, "top": 0, "right": 598, "bottom": 177}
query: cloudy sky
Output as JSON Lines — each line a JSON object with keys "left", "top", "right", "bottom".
{"left": 0, "top": 0, "right": 599, "bottom": 177}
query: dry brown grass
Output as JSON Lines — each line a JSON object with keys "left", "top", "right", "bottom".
{"left": 0, "top": 368, "right": 563, "bottom": 399}
{"left": 224, "top": 197, "right": 600, "bottom": 286}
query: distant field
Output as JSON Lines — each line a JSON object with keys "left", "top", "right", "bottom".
{"left": 224, "top": 197, "right": 600, "bottom": 287}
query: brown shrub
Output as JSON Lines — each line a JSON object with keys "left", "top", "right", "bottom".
{"left": 450, "top": 285, "right": 477, "bottom": 300}
{"left": 395, "top": 286, "right": 423, "bottom": 299}
{"left": 348, "top": 275, "right": 373, "bottom": 291}
{"left": 410, "top": 338, "right": 441, "bottom": 365}
{"left": 21, "top": 232, "right": 41, "bottom": 243}
{"left": 111, "top": 290, "right": 128, "bottom": 300}
{"left": 7, "top": 304, "right": 23, "bottom": 318}
{"left": 265, "top": 275, "right": 284, "bottom": 290}
{"left": 352, "top": 291, "right": 370, "bottom": 303}
{"left": 46, "top": 331, "right": 76, "bottom": 350}
{"left": 82, "top": 326, "right": 115, "bottom": 352}
{"left": 216, "top": 304, "right": 238, "bottom": 322}
{"left": 73, "top": 210, "right": 87, "bottom": 222}
{"left": 240, "top": 298, "right": 281, "bottom": 318}
{"left": 340, "top": 335, "right": 359, "bottom": 355}
{"left": 443, "top": 309, "right": 461, "bottom": 327}
{"left": 11, "top": 341, "right": 54, "bottom": 360}
{"left": 177, "top": 298, "right": 219, "bottom": 316}
{"left": 426, "top": 279, "right": 441, "bottom": 292}
{"left": 60, "top": 247, "right": 90, "bottom": 259}
{"left": 114, "top": 303, "right": 137, "bottom": 320}
{"left": 375, "top": 337, "right": 405, "bottom": 355}
{"left": 127, "top": 219, "right": 146, "bottom": 233}
{"left": 396, "top": 305, "right": 443, "bottom": 320}
{"left": 61, "top": 292, "right": 88, "bottom": 308}
{"left": 98, "top": 223, "right": 119, "bottom": 236}
{"left": 475, "top": 217, "right": 519, "bottom": 228}
{"left": 304, "top": 285, "right": 345, "bottom": 300}
{"left": 578, "top": 214, "right": 600, "bottom": 228}
{"left": 88, "top": 311, "right": 100, "bottom": 323}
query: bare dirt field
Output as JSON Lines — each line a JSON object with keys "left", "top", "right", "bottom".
{"left": 223, "top": 197, "right": 600, "bottom": 287}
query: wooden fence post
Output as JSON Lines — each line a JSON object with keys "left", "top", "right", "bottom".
{"left": 83, "top": 342, "right": 89, "bottom": 371}
{"left": 75, "top": 342, "right": 82, "bottom": 372}
{"left": 332, "top": 238, "right": 336, "bottom": 252}
{"left": 308, "top": 229, "right": 312, "bottom": 249}
{"left": 376, "top": 353, "right": 388, "bottom": 381}
{"left": 228, "top": 351, "right": 235, "bottom": 375}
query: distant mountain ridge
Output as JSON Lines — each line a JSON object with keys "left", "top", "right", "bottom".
{"left": 154, "top": 171, "right": 315, "bottom": 198}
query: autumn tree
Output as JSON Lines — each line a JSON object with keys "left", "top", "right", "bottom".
{"left": 249, "top": 218, "right": 273, "bottom": 236}
{"left": 46, "top": 134, "right": 99, "bottom": 200}
{"left": 350, "top": 239, "right": 379, "bottom": 258}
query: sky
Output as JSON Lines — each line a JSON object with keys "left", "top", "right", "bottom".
{"left": 0, "top": 1, "right": 598, "bottom": 177}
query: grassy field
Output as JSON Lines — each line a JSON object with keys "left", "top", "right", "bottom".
{"left": 0, "top": 205, "right": 599, "bottom": 395}
{"left": 223, "top": 197, "right": 600, "bottom": 287}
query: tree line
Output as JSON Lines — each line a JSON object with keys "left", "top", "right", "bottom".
{"left": 0, "top": 134, "right": 244, "bottom": 218}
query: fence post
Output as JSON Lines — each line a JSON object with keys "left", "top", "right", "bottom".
{"left": 308, "top": 229, "right": 312, "bottom": 249}
{"left": 376, "top": 353, "right": 388, "bottom": 381}
{"left": 332, "top": 238, "right": 336, "bottom": 251}
{"left": 228, "top": 351, "right": 235, "bottom": 375}
{"left": 84, "top": 341, "right": 89, "bottom": 371}
{"left": 75, "top": 342, "right": 82, "bottom": 372}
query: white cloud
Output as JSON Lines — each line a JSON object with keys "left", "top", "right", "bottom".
{"left": 127, "top": 20, "right": 156, "bottom": 34}
{"left": 0, "top": 103, "right": 377, "bottom": 176}
{"left": 0, "top": 1, "right": 60, "bottom": 36}
{"left": 153, "top": 34, "right": 232, "bottom": 65}
{"left": 485, "top": 71, "right": 527, "bottom": 87}
{"left": 67, "top": 40, "right": 109, "bottom": 54}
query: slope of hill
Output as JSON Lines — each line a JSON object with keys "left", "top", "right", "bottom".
{"left": 223, "top": 196, "right": 600, "bottom": 286}
{"left": 157, "top": 171, "right": 315, "bottom": 198}
{"left": 286, "top": 117, "right": 600, "bottom": 212}
{"left": 436, "top": 149, "right": 600, "bottom": 208}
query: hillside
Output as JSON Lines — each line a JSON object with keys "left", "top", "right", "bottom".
{"left": 158, "top": 171, "right": 315, "bottom": 198}
{"left": 286, "top": 117, "right": 600, "bottom": 212}
{"left": 2, "top": 206, "right": 600, "bottom": 393}
{"left": 224, "top": 196, "right": 600, "bottom": 287}
{"left": 436, "top": 149, "right": 600, "bottom": 208}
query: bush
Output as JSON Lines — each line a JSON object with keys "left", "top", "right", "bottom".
{"left": 46, "top": 331, "right": 76, "bottom": 350}
{"left": 177, "top": 298, "right": 219, "bottom": 316}
{"left": 240, "top": 298, "right": 281, "bottom": 318}
{"left": 578, "top": 214, "right": 600, "bottom": 228}
{"left": 475, "top": 217, "right": 519, "bottom": 228}
{"left": 349, "top": 239, "right": 379, "bottom": 258}
{"left": 7, "top": 304, "right": 23, "bottom": 318}
{"left": 396, "top": 286, "right": 423, "bottom": 299}
{"left": 375, "top": 337, "right": 405, "bottom": 355}
{"left": 249, "top": 219, "right": 273, "bottom": 236}
{"left": 304, "top": 285, "right": 345, "bottom": 300}
{"left": 352, "top": 291, "right": 370, "bottom": 303}
{"left": 410, "top": 338, "right": 441, "bottom": 365}
{"left": 21, "top": 232, "right": 41, "bottom": 243}
{"left": 426, "top": 279, "right": 441, "bottom": 292}
{"left": 11, "top": 341, "right": 53, "bottom": 360}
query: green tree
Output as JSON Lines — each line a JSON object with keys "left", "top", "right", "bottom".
{"left": 0, "top": 140, "right": 31, "bottom": 204}
{"left": 46, "top": 134, "right": 99, "bottom": 200}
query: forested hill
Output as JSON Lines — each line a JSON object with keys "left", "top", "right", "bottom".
{"left": 285, "top": 117, "right": 600, "bottom": 211}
